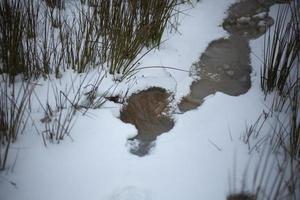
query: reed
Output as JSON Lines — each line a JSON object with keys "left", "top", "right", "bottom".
{"left": 0, "top": 0, "right": 26, "bottom": 81}
{"left": 261, "top": 1, "right": 300, "bottom": 97}
{"left": 235, "top": 2, "right": 300, "bottom": 199}
{"left": 93, "top": 0, "right": 187, "bottom": 77}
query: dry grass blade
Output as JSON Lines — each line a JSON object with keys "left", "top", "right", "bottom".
{"left": 0, "top": 75, "right": 35, "bottom": 170}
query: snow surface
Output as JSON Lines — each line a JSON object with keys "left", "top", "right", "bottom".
{"left": 0, "top": 0, "right": 283, "bottom": 200}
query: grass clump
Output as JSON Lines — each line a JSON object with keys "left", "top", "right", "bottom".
{"left": 0, "top": 0, "right": 189, "bottom": 79}
{"left": 238, "top": 2, "right": 300, "bottom": 199}
{"left": 89, "top": 0, "right": 188, "bottom": 77}
{"left": 262, "top": 1, "right": 300, "bottom": 159}
{"left": 0, "top": 0, "right": 42, "bottom": 80}
{"left": 0, "top": 0, "right": 26, "bottom": 81}
{"left": 261, "top": 2, "right": 300, "bottom": 96}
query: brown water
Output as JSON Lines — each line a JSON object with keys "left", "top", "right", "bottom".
{"left": 120, "top": 87, "right": 174, "bottom": 156}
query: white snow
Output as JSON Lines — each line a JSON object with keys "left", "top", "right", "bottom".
{"left": 237, "top": 16, "right": 251, "bottom": 24}
{"left": 0, "top": 1, "right": 286, "bottom": 200}
{"left": 253, "top": 12, "right": 268, "bottom": 19}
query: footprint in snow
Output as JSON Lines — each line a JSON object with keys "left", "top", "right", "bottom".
{"left": 111, "top": 186, "right": 151, "bottom": 200}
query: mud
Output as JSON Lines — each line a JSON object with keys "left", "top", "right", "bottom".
{"left": 120, "top": 87, "right": 174, "bottom": 156}
{"left": 178, "top": 0, "right": 284, "bottom": 112}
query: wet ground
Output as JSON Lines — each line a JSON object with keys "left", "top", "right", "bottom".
{"left": 178, "top": 0, "right": 283, "bottom": 112}
{"left": 120, "top": 0, "right": 286, "bottom": 156}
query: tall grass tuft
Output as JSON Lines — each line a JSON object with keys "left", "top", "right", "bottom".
{"left": 0, "top": 0, "right": 42, "bottom": 80}
{"left": 237, "top": 2, "right": 300, "bottom": 199}
{"left": 0, "top": 0, "right": 26, "bottom": 81}
{"left": 62, "top": 4, "right": 103, "bottom": 73}
{"left": 262, "top": 1, "right": 300, "bottom": 159}
{"left": 0, "top": 0, "right": 189, "bottom": 79}
{"left": 92, "top": 0, "right": 187, "bottom": 77}
{"left": 261, "top": 2, "right": 300, "bottom": 96}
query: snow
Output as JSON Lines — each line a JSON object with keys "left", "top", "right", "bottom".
{"left": 0, "top": 1, "right": 285, "bottom": 200}
{"left": 237, "top": 16, "right": 251, "bottom": 23}
{"left": 253, "top": 12, "right": 268, "bottom": 19}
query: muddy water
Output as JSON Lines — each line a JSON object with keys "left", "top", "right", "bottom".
{"left": 120, "top": 87, "right": 174, "bottom": 156}
{"left": 121, "top": 0, "right": 283, "bottom": 156}
{"left": 179, "top": 0, "right": 282, "bottom": 112}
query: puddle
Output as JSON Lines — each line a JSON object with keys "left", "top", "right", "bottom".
{"left": 120, "top": 87, "right": 174, "bottom": 156}
{"left": 223, "top": 0, "right": 279, "bottom": 39}
{"left": 178, "top": 0, "right": 283, "bottom": 112}
{"left": 178, "top": 35, "right": 251, "bottom": 111}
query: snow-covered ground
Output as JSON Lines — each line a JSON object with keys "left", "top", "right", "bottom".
{"left": 0, "top": 0, "right": 284, "bottom": 200}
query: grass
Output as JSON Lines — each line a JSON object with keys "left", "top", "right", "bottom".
{"left": 0, "top": 75, "right": 35, "bottom": 170}
{"left": 0, "top": 0, "right": 51, "bottom": 80}
{"left": 0, "top": 0, "right": 186, "bottom": 79}
{"left": 229, "top": 139, "right": 299, "bottom": 200}
{"left": 35, "top": 70, "right": 108, "bottom": 144}
{"left": 93, "top": 0, "right": 188, "bottom": 77}
{"left": 261, "top": 0, "right": 300, "bottom": 159}
{"left": 0, "top": 0, "right": 189, "bottom": 80}
{"left": 238, "top": 1, "right": 300, "bottom": 199}
{"left": 45, "top": 0, "right": 64, "bottom": 9}
{"left": 0, "top": 0, "right": 26, "bottom": 81}
{"left": 63, "top": 4, "right": 102, "bottom": 73}
{"left": 261, "top": 2, "right": 300, "bottom": 97}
